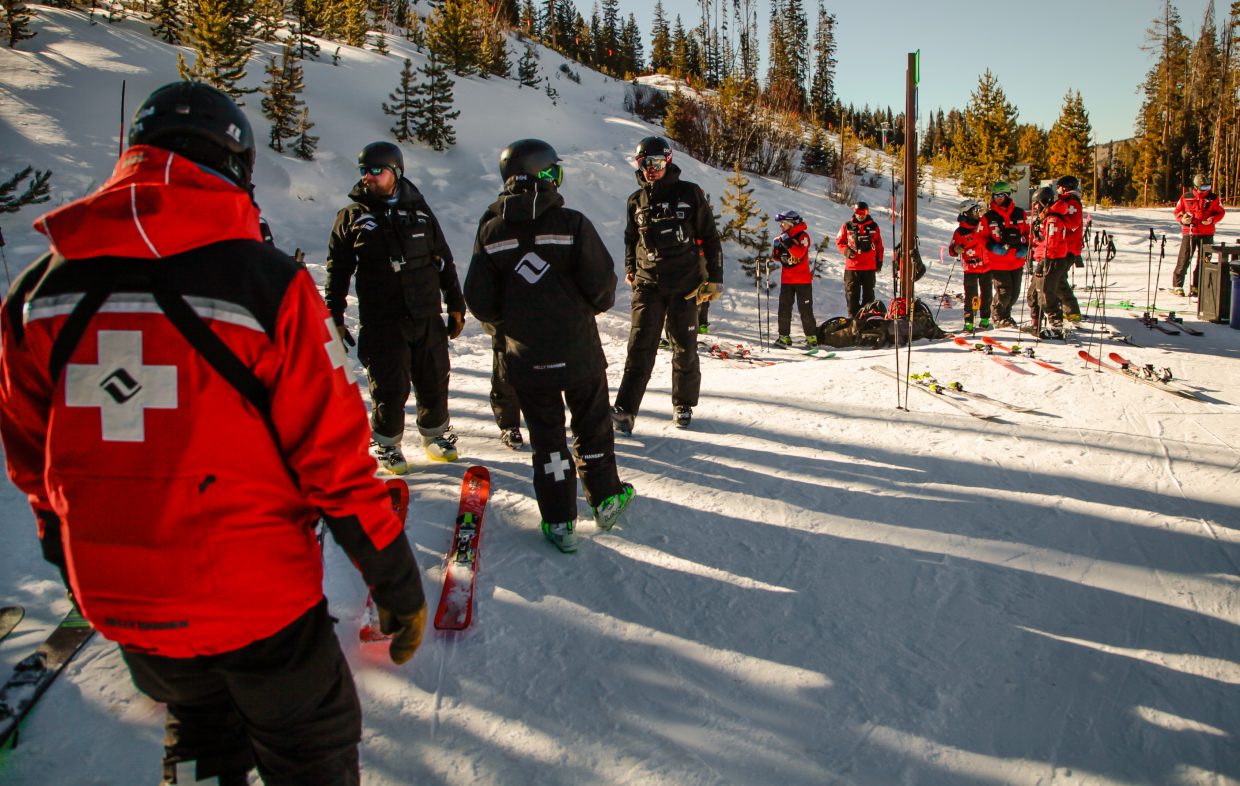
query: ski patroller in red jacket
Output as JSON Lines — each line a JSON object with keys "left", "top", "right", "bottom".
{"left": 976, "top": 198, "right": 1029, "bottom": 272}
{"left": 1173, "top": 188, "right": 1226, "bottom": 237}
{"left": 773, "top": 221, "right": 813, "bottom": 284}
{"left": 0, "top": 146, "right": 424, "bottom": 658}
{"left": 835, "top": 216, "right": 884, "bottom": 271}
{"left": 949, "top": 218, "right": 989, "bottom": 273}
{"left": 1043, "top": 193, "right": 1084, "bottom": 259}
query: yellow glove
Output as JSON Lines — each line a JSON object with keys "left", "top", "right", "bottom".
{"left": 447, "top": 311, "right": 465, "bottom": 339}
{"left": 685, "top": 281, "right": 723, "bottom": 305}
{"left": 378, "top": 602, "right": 427, "bottom": 665}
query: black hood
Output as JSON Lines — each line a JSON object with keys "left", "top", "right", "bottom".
{"left": 635, "top": 161, "right": 684, "bottom": 195}
{"left": 348, "top": 175, "right": 429, "bottom": 211}
{"left": 487, "top": 180, "right": 564, "bottom": 223}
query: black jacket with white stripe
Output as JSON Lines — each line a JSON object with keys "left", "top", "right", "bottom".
{"left": 463, "top": 180, "right": 616, "bottom": 390}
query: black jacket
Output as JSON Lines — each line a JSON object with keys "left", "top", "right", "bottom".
{"left": 464, "top": 182, "right": 616, "bottom": 390}
{"left": 624, "top": 163, "right": 722, "bottom": 295}
{"left": 325, "top": 177, "right": 464, "bottom": 327}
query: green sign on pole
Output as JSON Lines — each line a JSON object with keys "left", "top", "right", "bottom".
{"left": 915, "top": 49, "right": 921, "bottom": 85}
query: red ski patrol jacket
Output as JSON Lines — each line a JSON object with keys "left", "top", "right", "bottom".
{"left": 1173, "top": 188, "right": 1226, "bottom": 237}
{"left": 0, "top": 146, "right": 424, "bottom": 658}
{"left": 949, "top": 218, "right": 989, "bottom": 273}
{"left": 1043, "top": 193, "right": 1084, "bottom": 259}
{"left": 977, "top": 199, "right": 1029, "bottom": 271}
{"left": 835, "top": 216, "right": 884, "bottom": 271}
{"left": 773, "top": 221, "right": 813, "bottom": 284}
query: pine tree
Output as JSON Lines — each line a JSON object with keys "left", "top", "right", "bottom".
{"left": 383, "top": 57, "right": 420, "bottom": 143}
{"left": 619, "top": 13, "right": 642, "bottom": 76}
{"left": 0, "top": 166, "right": 51, "bottom": 212}
{"left": 342, "top": 0, "right": 368, "bottom": 47}
{"left": 808, "top": 1, "right": 835, "bottom": 124}
{"left": 249, "top": 0, "right": 284, "bottom": 42}
{"left": 478, "top": 10, "right": 511, "bottom": 78}
{"left": 719, "top": 164, "right": 769, "bottom": 280}
{"left": 261, "top": 41, "right": 304, "bottom": 153}
{"left": 415, "top": 53, "right": 459, "bottom": 150}
{"left": 373, "top": 29, "right": 389, "bottom": 55}
{"left": 150, "top": 0, "right": 183, "bottom": 44}
{"left": 801, "top": 124, "right": 834, "bottom": 175}
{"left": 2, "top": 0, "right": 37, "bottom": 47}
{"left": 649, "top": 0, "right": 670, "bottom": 72}
{"left": 954, "top": 69, "right": 1018, "bottom": 199}
{"left": 288, "top": 0, "right": 321, "bottom": 59}
{"left": 292, "top": 107, "right": 318, "bottom": 160}
{"left": 1015, "top": 123, "right": 1049, "bottom": 184}
{"left": 670, "top": 15, "right": 690, "bottom": 77}
{"left": 517, "top": 44, "right": 540, "bottom": 87}
{"left": 1047, "top": 90, "right": 1093, "bottom": 194}
{"left": 1135, "top": 0, "right": 1191, "bottom": 202}
{"left": 426, "top": 0, "right": 481, "bottom": 75}
{"left": 178, "top": 0, "right": 254, "bottom": 98}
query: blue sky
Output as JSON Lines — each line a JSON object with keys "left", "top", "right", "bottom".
{"left": 623, "top": 0, "right": 1218, "bottom": 143}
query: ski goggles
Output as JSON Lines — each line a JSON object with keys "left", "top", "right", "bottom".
{"left": 853, "top": 208, "right": 869, "bottom": 217}
{"left": 638, "top": 155, "right": 669, "bottom": 172}
{"left": 359, "top": 165, "right": 390, "bottom": 177}
{"left": 537, "top": 163, "right": 563, "bottom": 187}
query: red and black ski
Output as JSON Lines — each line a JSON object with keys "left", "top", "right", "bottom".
{"left": 951, "top": 336, "right": 1033, "bottom": 375}
{"left": 1078, "top": 350, "right": 1200, "bottom": 401}
{"left": 979, "top": 336, "right": 1068, "bottom": 374}
{"left": 359, "top": 479, "right": 411, "bottom": 642}
{"left": 434, "top": 466, "right": 491, "bottom": 631}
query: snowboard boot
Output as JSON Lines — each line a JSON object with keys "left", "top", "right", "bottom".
{"left": 1173, "top": 287, "right": 1185, "bottom": 297}
{"left": 674, "top": 405, "right": 692, "bottom": 429}
{"left": 421, "top": 425, "right": 459, "bottom": 462}
{"left": 370, "top": 438, "right": 409, "bottom": 475}
{"left": 775, "top": 335, "right": 792, "bottom": 348}
{"left": 697, "top": 323, "right": 710, "bottom": 335}
{"left": 593, "top": 483, "right": 635, "bottom": 531}
{"left": 963, "top": 321, "right": 975, "bottom": 333}
{"left": 1065, "top": 312, "right": 1082, "bottom": 323}
{"left": 610, "top": 405, "right": 635, "bottom": 436}
{"left": 500, "top": 427, "right": 524, "bottom": 450}
{"left": 540, "top": 520, "right": 577, "bottom": 553}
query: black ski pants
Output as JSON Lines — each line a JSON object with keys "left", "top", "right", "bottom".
{"left": 777, "top": 282, "right": 817, "bottom": 338}
{"left": 358, "top": 316, "right": 451, "bottom": 440}
{"left": 615, "top": 284, "right": 700, "bottom": 415}
{"left": 123, "top": 600, "right": 362, "bottom": 786}
{"left": 1043, "top": 256, "right": 1080, "bottom": 319}
{"left": 843, "top": 270, "right": 876, "bottom": 318}
{"left": 490, "top": 347, "right": 522, "bottom": 431}
{"left": 990, "top": 268, "right": 1023, "bottom": 322}
{"left": 1173, "top": 234, "right": 1212, "bottom": 290}
{"left": 963, "top": 271, "right": 992, "bottom": 322}
{"left": 516, "top": 373, "right": 622, "bottom": 523}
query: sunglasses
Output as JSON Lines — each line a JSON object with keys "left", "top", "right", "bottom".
{"left": 639, "top": 157, "right": 668, "bottom": 171}
{"left": 359, "top": 166, "right": 388, "bottom": 177}
{"left": 537, "top": 163, "right": 563, "bottom": 187}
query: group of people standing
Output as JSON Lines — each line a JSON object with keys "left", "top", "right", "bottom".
{"left": 948, "top": 177, "right": 1085, "bottom": 335}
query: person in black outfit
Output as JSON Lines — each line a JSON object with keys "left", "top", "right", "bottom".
{"left": 464, "top": 139, "right": 634, "bottom": 553}
{"left": 326, "top": 142, "right": 465, "bottom": 473}
{"left": 613, "top": 136, "right": 723, "bottom": 433}
{"left": 482, "top": 321, "right": 524, "bottom": 449}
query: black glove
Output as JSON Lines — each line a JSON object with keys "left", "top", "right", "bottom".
{"left": 336, "top": 323, "right": 356, "bottom": 347}
{"left": 378, "top": 602, "right": 427, "bottom": 665}
{"left": 447, "top": 311, "right": 465, "bottom": 339}
{"left": 1074, "top": 258, "right": 1085, "bottom": 268}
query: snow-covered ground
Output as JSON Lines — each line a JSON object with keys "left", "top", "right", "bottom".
{"left": 2, "top": 7, "right": 1239, "bottom": 785}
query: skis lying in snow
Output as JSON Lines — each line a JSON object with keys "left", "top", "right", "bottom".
{"left": 802, "top": 348, "right": 838, "bottom": 359}
{"left": 909, "top": 373, "right": 1036, "bottom": 413}
{"left": 0, "top": 606, "right": 95, "bottom": 748}
{"left": 951, "top": 336, "right": 1033, "bottom": 374}
{"left": 871, "top": 366, "right": 1000, "bottom": 420}
{"left": 434, "top": 466, "right": 491, "bottom": 631}
{"left": 1078, "top": 351, "right": 1201, "bottom": 401}
{"left": 360, "top": 479, "right": 411, "bottom": 643}
{"left": 979, "top": 336, "right": 1068, "bottom": 374}
{"left": 1164, "top": 312, "right": 1204, "bottom": 336}
{"left": 698, "top": 341, "right": 776, "bottom": 366}
{"left": 1136, "top": 313, "right": 1180, "bottom": 335}
{"left": 0, "top": 607, "right": 23, "bottom": 644}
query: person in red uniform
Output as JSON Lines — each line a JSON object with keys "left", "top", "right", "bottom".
{"left": 975, "top": 181, "right": 1029, "bottom": 327}
{"left": 771, "top": 210, "right": 817, "bottom": 347}
{"left": 1042, "top": 175, "right": 1084, "bottom": 324}
{"left": 1025, "top": 186, "right": 1055, "bottom": 334}
{"left": 835, "top": 201, "right": 884, "bottom": 319}
{"left": 0, "top": 82, "right": 425, "bottom": 786}
{"left": 1172, "top": 173, "right": 1226, "bottom": 296}
{"left": 948, "top": 199, "right": 990, "bottom": 332}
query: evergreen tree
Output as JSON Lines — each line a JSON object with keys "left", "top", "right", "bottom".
{"left": 954, "top": 69, "right": 1018, "bottom": 199}
{"left": 0, "top": 166, "right": 51, "bottom": 213}
{"left": 2, "top": 0, "right": 37, "bottom": 47}
{"left": 178, "top": 0, "right": 254, "bottom": 98}
{"left": 808, "top": 1, "right": 835, "bottom": 124}
{"left": 342, "top": 0, "right": 369, "bottom": 47}
{"left": 520, "top": 0, "right": 538, "bottom": 36}
{"left": 150, "top": 0, "right": 183, "bottom": 44}
{"left": 249, "top": 0, "right": 284, "bottom": 42}
{"left": 781, "top": 0, "right": 808, "bottom": 105}
{"left": 670, "top": 15, "right": 690, "bottom": 77}
{"left": 517, "top": 43, "right": 540, "bottom": 87}
{"left": 719, "top": 163, "right": 769, "bottom": 279}
{"left": 415, "top": 53, "right": 459, "bottom": 150}
{"left": 261, "top": 41, "right": 304, "bottom": 153}
{"left": 620, "top": 13, "right": 642, "bottom": 75}
{"left": 599, "top": 0, "right": 619, "bottom": 74}
{"left": 1015, "top": 122, "right": 1049, "bottom": 184}
{"left": 1047, "top": 90, "right": 1093, "bottom": 194}
{"left": 478, "top": 10, "right": 511, "bottom": 78}
{"left": 292, "top": 106, "right": 318, "bottom": 160}
{"left": 426, "top": 0, "right": 481, "bottom": 75}
{"left": 801, "top": 124, "right": 834, "bottom": 175}
{"left": 373, "top": 29, "right": 389, "bottom": 55}
{"left": 1134, "top": 0, "right": 1190, "bottom": 202}
{"left": 383, "top": 57, "right": 420, "bottom": 143}
{"left": 649, "top": 0, "right": 670, "bottom": 72}
{"left": 1184, "top": 2, "right": 1220, "bottom": 185}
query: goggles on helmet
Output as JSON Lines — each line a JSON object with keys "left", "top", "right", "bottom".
{"left": 537, "top": 163, "right": 564, "bottom": 187}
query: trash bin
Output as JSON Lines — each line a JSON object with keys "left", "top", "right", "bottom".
{"left": 1231, "top": 261, "right": 1240, "bottom": 329}
{"left": 1198, "top": 245, "right": 1231, "bottom": 323}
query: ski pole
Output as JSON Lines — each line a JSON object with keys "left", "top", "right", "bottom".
{"left": 1152, "top": 235, "right": 1166, "bottom": 312}
{"left": 1145, "top": 227, "right": 1155, "bottom": 310}
{"left": 0, "top": 244, "right": 11, "bottom": 289}
{"left": 933, "top": 248, "right": 957, "bottom": 323}
{"left": 754, "top": 257, "right": 761, "bottom": 346}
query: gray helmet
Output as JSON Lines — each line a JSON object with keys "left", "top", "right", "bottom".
{"left": 957, "top": 198, "right": 981, "bottom": 216}
{"left": 129, "top": 81, "right": 256, "bottom": 187}
{"left": 1193, "top": 173, "right": 1211, "bottom": 189}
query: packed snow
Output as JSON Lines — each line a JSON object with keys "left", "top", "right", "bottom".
{"left": 1, "top": 7, "right": 1238, "bottom": 785}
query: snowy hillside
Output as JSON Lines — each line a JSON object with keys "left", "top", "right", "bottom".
{"left": 2, "top": 6, "right": 1240, "bottom": 785}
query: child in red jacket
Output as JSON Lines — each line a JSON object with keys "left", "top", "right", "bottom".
{"left": 772, "top": 210, "right": 818, "bottom": 347}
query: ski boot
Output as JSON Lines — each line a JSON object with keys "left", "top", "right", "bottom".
{"left": 805, "top": 335, "right": 819, "bottom": 348}
{"left": 963, "top": 321, "right": 975, "bottom": 333}
{"left": 658, "top": 337, "right": 672, "bottom": 350}
{"left": 610, "top": 405, "right": 635, "bottom": 436}
{"left": 593, "top": 483, "right": 635, "bottom": 531}
{"left": 1172, "top": 287, "right": 1185, "bottom": 297}
{"left": 774, "top": 335, "right": 792, "bottom": 348}
{"left": 541, "top": 520, "right": 577, "bottom": 553}
{"left": 370, "top": 440, "right": 409, "bottom": 475}
{"left": 979, "top": 317, "right": 992, "bottom": 330}
{"left": 674, "top": 405, "right": 692, "bottom": 429}
{"left": 500, "top": 427, "right": 524, "bottom": 450}
{"left": 697, "top": 323, "right": 710, "bottom": 335}
{"left": 422, "top": 427, "right": 459, "bottom": 462}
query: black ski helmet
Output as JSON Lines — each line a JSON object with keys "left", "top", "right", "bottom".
{"left": 635, "top": 135, "right": 672, "bottom": 162}
{"left": 498, "top": 139, "right": 562, "bottom": 186}
{"left": 1032, "top": 186, "right": 1055, "bottom": 208}
{"left": 128, "top": 81, "right": 256, "bottom": 187}
{"left": 358, "top": 141, "right": 404, "bottom": 176}
{"left": 854, "top": 201, "right": 869, "bottom": 212}
{"left": 1054, "top": 175, "right": 1080, "bottom": 193}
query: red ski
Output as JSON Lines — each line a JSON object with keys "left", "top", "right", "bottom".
{"left": 1078, "top": 351, "right": 1200, "bottom": 401}
{"left": 434, "top": 466, "right": 491, "bottom": 631}
{"left": 360, "top": 479, "right": 411, "bottom": 642}
{"left": 979, "top": 336, "right": 1068, "bottom": 374}
{"left": 951, "top": 336, "right": 1033, "bottom": 375}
